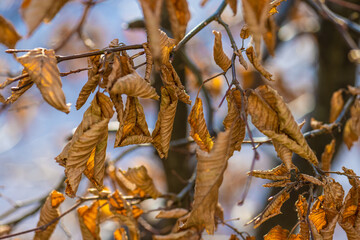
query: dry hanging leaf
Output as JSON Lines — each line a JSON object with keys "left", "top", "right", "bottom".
{"left": 124, "top": 166, "right": 162, "bottom": 199}
{"left": 227, "top": 0, "right": 238, "bottom": 15}
{"left": 269, "top": 0, "right": 287, "bottom": 16}
{"left": 179, "top": 130, "right": 231, "bottom": 234}
{"left": 264, "top": 225, "right": 289, "bottom": 240}
{"left": 329, "top": 89, "right": 343, "bottom": 123}
{"left": 0, "top": 15, "right": 21, "bottom": 48}
{"left": 263, "top": 16, "right": 277, "bottom": 56}
{"left": 56, "top": 92, "right": 113, "bottom": 197}
{"left": 77, "top": 201, "right": 101, "bottom": 240}
{"left": 166, "top": 0, "right": 191, "bottom": 42}
{"left": 188, "top": 98, "right": 213, "bottom": 152}
{"left": 248, "top": 188, "right": 290, "bottom": 228}
{"left": 21, "top": 0, "right": 69, "bottom": 35}
{"left": 321, "top": 139, "right": 336, "bottom": 174}
{"left": 76, "top": 54, "right": 101, "bottom": 110}
{"left": 108, "top": 190, "right": 140, "bottom": 240}
{"left": 152, "top": 86, "right": 178, "bottom": 158}
{"left": 156, "top": 208, "right": 189, "bottom": 219}
{"left": 34, "top": 190, "right": 65, "bottom": 240}
{"left": 114, "top": 228, "right": 128, "bottom": 240}
{"left": 262, "top": 179, "right": 290, "bottom": 188}
{"left": 138, "top": 0, "right": 163, "bottom": 65}
{"left": 212, "top": 30, "right": 231, "bottom": 72}
{"left": 249, "top": 163, "right": 290, "bottom": 181}
{"left": 240, "top": 25, "right": 250, "bottom": 39}
{"left": 5, "top": 70, "right": 34, "bottom": 104}
{"left": 223, "top": 89, "right": 246, "bottom": 156}
{"left": 115, "top": 96, "right": 152, "bottom": 147}
{"left": 309, "top": 196, "right": 326, "bottom": 233}
{"left": 343, "top": 99, "right": 360, "bottom": 149}
{"left": 295, "top": 195, "right": 310, "bottom": 240}
{"left": 236, "top": 49, "right": 248, "bottom": 70}
{"left": 241, "top": 0, "right": 269, "bottom": 55}
{"left": 246, "top": 46, "right": 274, "bottom": 81}
{"left": 143, "top": 43, "right": 153, "bottom": 83}
{"left": 17, "top": 48, "right": 70, "bottom": 113}
{"left": 299, "top": 174, "right": 324, "bottom": 186}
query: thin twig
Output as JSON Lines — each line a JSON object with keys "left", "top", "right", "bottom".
{"left": 327, "top": 0, "right": 360, "bottom": 13}
{"left": 60, "top": 67, "right": 91, "bottom": 77}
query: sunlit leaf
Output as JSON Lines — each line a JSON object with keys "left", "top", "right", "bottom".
{"left": 180, "top": 130, "right": 231, "bottom": 234}
{"left": 264, "top": 225, "right": 289, "bottom": 240}
{"left": 321, "top": 139, "right": 335, "bottom": 174}
{"left": 249, "top": 163, "right": 290, "bottom": 181}
{"left": 246, "top": 46, "right": 273, "bottom": 81}
{"left": 34, "top": 190, "right": 65, "bottom": 240}
{"left": 114, "top": 228, "right": 128, "bottom": 240}
{"left": 78, "top": 201, "right": 100, "bottom": 240}
{"left": 343, "top": 99, "right": 360, "bottom": 149}
{"left": 263, "top": 16, "right": 276, "bottom": 56}
{"left": 5, "top": 70, "right": 34, "bottom": 104}
{"left": 0, "top": 15, "right": 21, "bottom": 48}
{"left": 156, "top": 208, "right": 189, "bottom": 219}
{"left": 188, "top": 98, "right": 213, "bottom": 152}
{"left": 329, "top": 89, "right": 344, "bottom": 123}
{"left": 212, "top": 30, "right": 231, "bottom": 72}
{"left": 21, "top": 0, "right": 69, "bottom": 35}
{"left": 152, "top": 86, "right": 178, "bottom": 158}
{"left": 166, "top": 0, "right": 191, "bottom": 42}
{"left": 295, "top": 195, "right": 310, "bottom": 240}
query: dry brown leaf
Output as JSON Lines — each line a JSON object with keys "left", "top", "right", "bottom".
{"left": 108, "top": 190, "right": 140, "bottom": 240}
{"left": 110, "top": 70, "right": 159, "bottom": 100}
{"left": 212, "top": 30, "right": 231, "bottom": 72}
{"left": 0, "top": 15, "right": 21, "bottom": 48}
{"left": 321, "top": 139, "right": 336, "bottom": 175}
{"left": 5, "top": 70, "right": 34, "bottom": 104}
{"left": 262, "top": 179, "right": 290, "bottom": 188}
{"left": 299, "top": 174, "right": 324, "bottom": 186}
{"left": 249, "top": 189, "right": 290, "bottom": 228}
{"left": 124, "top": 166, "right": 162, "bottom": 199}
{"left": 269, "top": 0, "right": 287, "bottom": 16}
{"left": 263, "top": 16, "right": 277, "bottom": 56}
{"left": 56, "top": 92, "right": 113, "bottom": 197}
{"left": 143, "top": 42, "right": 153, "bottom": 83}
{"left": 264, "top": 225, "right": 289, "bottom": 240}
{"left": 310, "top": 118, "right": 323, "bottom": 130}
{"left": 166, "top": 0, "right": 191, "bottom": 42}
{"left": 343, "top": 99, "right": 360, "bottom": 149}
{"left": 329, "top": 89, "right": 344, "bottom": 123}
{"left": 34, "top": 190, "right": 65, "bottom": 240}
{"left": 114, "top": 228, "right": 128, "bottom": 240}
{"left": 223, "top": 89, "right": 246, "bottom": 156}
{"left": 240, "top": 25, "right": 250, "bottom": 39}
{"left": 188, "top": 97, "right": 213, "bottom": 152}
{"left": 249, "top": 163, "right": 290, "bottom": 181}
{"left": 153, "top": 228, "right": 200, "bottom": 240}
{"left": 236, "top": 49, "right": 248, "bottom": 70}
{"left": 78, "top": 201, "right": 101, "bottom": 240}
{"left": 76, "top": 54, "right": 101, "bottom": 110}
{"left": 241, "top": 0, "right": 269, "bottom": 55}
{"left": 115, "top": 96, "right": 152, "bottom": 147}
{"left": 246, "top": 46, "right": 273, "bottom": 81}
{"left": 348, "top": 85, "right": 360, "bottom": 95}
{"left": 272, "top": 142, "right": 293, "bottom": 171}
{"left": 295, "top": 195, "right": 310, "bottom": 240}
{"left": 21, "top": 0, "right": 69, "bottom": 35}
{"left": 17, "top": 48, "right": 70, "bottom": 113}
{"left": 156, "top": 208, "right": 189, "bottom": 219}
{"left": 179, "top": 130, "right": 231, "bottom": 234}
{"left": 309, "top": 196, "right": 326, "bottom": 233}
{"left": 227, "top": 0, "right": 238, "bottom": 15}
{"left": 323, "top": 179, "right": 344, "bottom": 216}
{"left": 152, "top": 86, "right": 178, "bottom": 158}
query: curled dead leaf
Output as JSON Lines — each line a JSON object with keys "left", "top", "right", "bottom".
{"left": 78, "top": 201, "right": 101, "bottom": 240}
{"left": 156, "top": 208, "right": 189, "bottom": 219}
{"left": 166, "top": 0, "right": 191, "bottom": 42}
{"left": 0, "top": 15, "right": 21, "bottom": 48}
{"left": 212, "top": 30, "right": 231, "bottom": 72}
{"left": 246, "top": 46, "right": 273, "bottom": 81}
{"left": 329, "top": 89, "right": 344, "bottom": 123}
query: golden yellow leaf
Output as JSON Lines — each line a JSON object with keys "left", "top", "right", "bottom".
{"left": 321, "top": 139, "right": 335, "bottom": 174}
{"left": 295, "top": 195, "right": 310, "bottom": 240}
{"left": 76, "top": 54, "right": 101, "bottom": 110}
{"left": 223, "top": 89, "right": 246, "bottom": 155}
{"left": 212, "top": 30, "right": 231, "bottom": 72}
{"left": 264, "top": 225, "right": 289, "bottom": 240}
{"left": 179, "top": 130, "right": 231, "bottom": 234}
{"left": 156, "top": 208, "right": 189, "bottom": 219}
{"left": 114, "top": 228, "right": 128, "bottom": 240}
{"left": 249, "top": 163, "right": 290, "bottom": 181}
{"left": 152, "top": 86, "right": 178, "bottom": 158}
{"left": 124, "top": 166, "right": 162, "bottom": 199}
{"left": 115, "top": 96, "right": 152, "bottom": 147}
{"left": 56, "top": 93, "right": 113, "bottom": 197}
{"left": 34, "top": 190, "right": 65, "bottom": 240}
{"left": 269, "top": 0, "right": 287, "bottom": 16}
{"left": 153, "top": 228, "right": 200, "bottom": 240}
{"left": 5, "top": 70, "right": 34, "bottom": 104}
{"left": 263, "top": 16, "right": 276, "bottom": 56}
{"left": 246, "top": 46, "right": 273, "bottom": 81}
{"left": 229, "top": 234, "right": 240, "bottom": 240}
{"left": 21, "top": 0, "right": 69, "bottom": 35}
{"left": 0, "top": 15, "right": 21, "bottom": 48}
{"left": 166, "top": 0, "right": 191, "bottom": 42}
{"left": 241, "top": 0, "right": 269, "bottom": 55}
{"left": 188, "top": 98, "right": 213, "bottom": 152}
{"left": 329, "top": 89, "right": 344, "bottom": 123}
{"left": 309, "top": 196, "right": 326, "bottom": 233}
{"left": 108, "top": 190, "right": 140, "bottom": 240}
{"left": 78, "top": 201, "right": 100, "bottom": 240}
{"left": 250, "top": 190, "right": 290, "bottom": 228}
{"left": 17, "top": 48, "right": 70, "bottom": 113}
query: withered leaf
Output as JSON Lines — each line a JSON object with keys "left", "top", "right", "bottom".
{"left": 17, "top": 48, "right": 70, "bottom": 113}
{"left": 249, "top": 163, "right": 290, "bottom": 181}
{"left": 5, "top": 70, "right": 34, "bottom": 104}
{"left": 241, "top": 0, "right": 269, "bottom": 56}
{"left": 56, "top": 92, "right": 113, "bottom": 197}
{"left": 152, "top": 86, "right": 178, "bottom": 158}
{"left": 188, "top": 97, "right": 213, "bottom": 152}
{"left": 264, "top": 225, "right": 289, "bottom": 240}
{"left": 156, "top": 208, "right": 189, "bottom": 219}
{"left": 77, "top": 201, "right": 101, "bottom": 240}
{"left": 21, "top": 0, "right": 69, "bottom": 35}
{"left": 0, "top": 15, "right": 21, "bottom": 48}
{"left": 263, "top": 16, "right": 276, "bottom": 56}
{"left": 166, "top": 0, "right": 191, "bottom": 42}
{"left": 212, "top": 30, "right": 231, "bottom": 72}
{"left": 76, "top": 54, "right": 101, "bottom": 110}
{"left": 246, "top": 46, "right": 273, "bottom": 81}
{"left": 227, "top": 0, "right": 238, "bottom": 15}
{"left": 321, "top": 139, "right": 336, "bottom": 175}
{"left": 179, "top": 130, "right": 231, "bottom": 234}
{"left": 143, "top": 43, "right": 153, "bottom": 83}
{"left": 114, "top": 228, "right": 128, "bottom": 240}
{"left": 343, "top": 99, "right": 360, "bottom": 149}
{"left": 34, "top": 190, "right": 65, "bottom": 240}
{"left": 115, "top": 96, "right": 152, "bottom": 147}
{"left": 295, "top": 195, "right": 310, "bottom": 240}
{"left": 109, "top": 190, "right": 140, "bottom": 240}
{"left": 329, "top": 89, "right": 343, "bottom": 123}
{"left": 309, "top": 196, "right": 326, "bottom": 233}
{"left": 124, "top": 166, "right": 162, "bottom": 199}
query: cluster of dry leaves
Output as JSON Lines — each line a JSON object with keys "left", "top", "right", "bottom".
{"left": 1, "top": 0, "right": 360, "bottom": 240}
